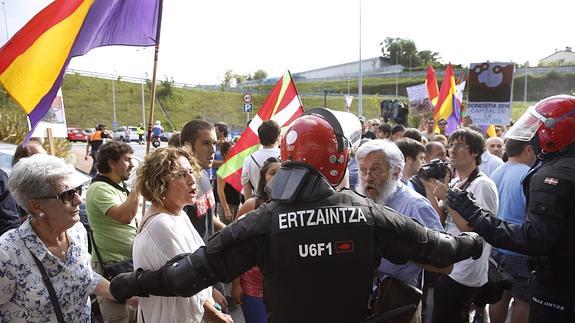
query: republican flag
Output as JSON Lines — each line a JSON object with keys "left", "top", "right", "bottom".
{"left": 433, "top": 63, "right": 460, "bottom": 134}
{"left": 0, "top": 0, "right": 161, "bottom": 141}
{"left": 425, "top": 65, "right": 439, "bottom": 106}
{"left": 217, "top": 71, "right": 304, "bottom": 192}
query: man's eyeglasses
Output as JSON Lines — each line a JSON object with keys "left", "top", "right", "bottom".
{"left": 446, "top": 144, "right": 470, "bottom": 151}
{"left": 438, "top": 122, "right": 447, "bottom": 126}
{"left": 38, "top": 186, "right": 82, "bottom": 203}
{"left": 359, "top": 167, "right": 390, "bottom": 178}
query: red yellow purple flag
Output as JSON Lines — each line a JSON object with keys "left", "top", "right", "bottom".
{"left": 433, "top": 63, "right": 461, "bottom": 134}
{"left": 217, "top": 71, "right": 304, "bottom": 192}
{"left": 425, "top": 65, "right": 440, "bottom": 106}
{"left": 0, "top": 0, "right": 161, "bottom": 140}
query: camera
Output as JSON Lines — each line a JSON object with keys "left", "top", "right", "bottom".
{"left": 418, "top": 159, "right": 449, "bottom": 180}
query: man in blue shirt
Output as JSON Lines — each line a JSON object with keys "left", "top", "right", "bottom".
{"left": 355, "top": 139, "right": 450, "bottom": 323}
{"left": 489, "top": 138, "right": 536, "bottom": 323}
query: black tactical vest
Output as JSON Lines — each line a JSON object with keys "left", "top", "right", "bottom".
{"left": 264, "top": 189, "right": 377, "bottom": 323}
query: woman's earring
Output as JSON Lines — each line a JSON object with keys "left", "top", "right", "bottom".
{"left": 38, "top": 212, "right": 45, "bottom": 218}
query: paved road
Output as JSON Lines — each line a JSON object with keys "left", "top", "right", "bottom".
{"left": 71, "top": 140, "right": 167, "bottom": 174}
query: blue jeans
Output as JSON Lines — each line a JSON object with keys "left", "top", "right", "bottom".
{"left": 241, "top": 295, "right": 267, "bottom": 323}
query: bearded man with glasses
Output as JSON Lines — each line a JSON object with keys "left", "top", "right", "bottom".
{"left": 356, "top": 139, "right": 448, "bottom": 323}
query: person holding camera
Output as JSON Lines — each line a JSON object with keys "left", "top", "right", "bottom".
{"left": 108, "top": 110, "right": 484, "bottom": 323}
{"left": 431, "top": 128, "right": 499, "bottom": 323}
{"left": 404, "top": 140, "right": 451, "bottom": 225}
{"left": 447, "top": 95, "right": 575, "bottom": 323}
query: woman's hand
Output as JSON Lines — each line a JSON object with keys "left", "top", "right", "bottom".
{"left": 203, "top": 299, "right": 234, "bottom": 323}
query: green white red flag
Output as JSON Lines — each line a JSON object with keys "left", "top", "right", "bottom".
{"left": 217, "top": 71, "right": 304, "bottom": 192}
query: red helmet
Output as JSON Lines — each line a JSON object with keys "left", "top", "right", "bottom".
{"left": 506, "top": 95, "right": 575, "bottom": 153}
{"left": 281, "top": 110, "right": 356, "bottom": 186}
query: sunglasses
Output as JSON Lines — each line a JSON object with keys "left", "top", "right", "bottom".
{"left": 438, "top": 122, "right": 447, "bottom": 126}
{"left": 38, "top": 186, "right": 83, "bottom": 203}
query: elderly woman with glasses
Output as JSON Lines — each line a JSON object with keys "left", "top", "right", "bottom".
{"left": 0, "top": 154, "right": 121, "bottom": 322}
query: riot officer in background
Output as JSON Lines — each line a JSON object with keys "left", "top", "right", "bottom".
{"left": 110, "top": 109, "right": 483, "bottom": 323}
{"left": 447, "top": 95, "right": 575, "bottom": 323}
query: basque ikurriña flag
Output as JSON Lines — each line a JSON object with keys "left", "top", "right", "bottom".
{"left": 0, "top": 0, "right": 161, "bottom": 140}
{"left": 217, "top": 71, "right": 304, "bottom": 192}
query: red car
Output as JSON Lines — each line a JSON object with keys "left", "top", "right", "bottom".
{"left": 67, "top": 128, "right": 87, "bottom": 142}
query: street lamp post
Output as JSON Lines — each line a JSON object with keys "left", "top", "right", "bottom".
{"left": 358, "top": 0, "right": 363, "bottom": 117}
{"left": 395, "top": 52, "right": 399, "bottom": 97}
{"left": 112, "top": 78, "right": 117, "bottom": 130}
{"left": 347, "top": 77, "right": 351, "bottom": 96}
{"left": 1, "top": 2, "right": 9, "bottom": 41}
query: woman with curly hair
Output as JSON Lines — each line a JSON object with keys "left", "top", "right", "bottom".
{"left": 133, "top": 147, "right": 232, "bottom": 322}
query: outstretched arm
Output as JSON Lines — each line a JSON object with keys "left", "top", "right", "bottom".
{"left": 110, "top": 206, "right": 271, "bottom": 303}
{"left": 372, "top": 203, "right": 483, "bottom": 268}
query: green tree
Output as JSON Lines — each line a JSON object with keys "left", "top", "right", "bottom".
{"left": 381, "top": 37, "right": 440, "bottom": 68}
{"left": 221, "top": 69, "right": 235, "bottom": 90}
{"left": 417, "top": 50, "right": 441, "bottom": 67}
{"left": 234, "top": 73, "right": 247, "bottom": 87}
{"left": 253, "top": 69, "right": 268, "bottom": 85}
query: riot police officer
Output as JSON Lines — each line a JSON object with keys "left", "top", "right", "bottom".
{"left": 110, "top": 109, "right": 483, "bottom": 323}
{"left": 447, "top": 95, "right": 575, "bottom": 323}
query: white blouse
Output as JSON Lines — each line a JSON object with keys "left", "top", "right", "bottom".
{"left": 133, "top": 211, "right": 212, "bottom": 323}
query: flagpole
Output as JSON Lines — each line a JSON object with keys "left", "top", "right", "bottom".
{"left": 145, "top": 0, "right": 164, "bottom": 155}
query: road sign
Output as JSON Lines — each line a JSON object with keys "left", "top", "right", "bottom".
{"left": 243, "top": 103, "right": 253, "bottom": 112}
{"left": 243, "top": 93, "right": 252, "bottom": 103}
{"left": 344, "top": 95, "right": 354, "bottom": 108}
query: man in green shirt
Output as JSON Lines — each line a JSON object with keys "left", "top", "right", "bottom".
{"left": 86, "top": 141, "right": 139, "bottom": 323}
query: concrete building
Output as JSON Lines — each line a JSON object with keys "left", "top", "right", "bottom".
{"left": 292, "top": 57, "right": 403, "bottom": 81}
{"left": 539, "top": 47, "right": 575, "bottom": 66}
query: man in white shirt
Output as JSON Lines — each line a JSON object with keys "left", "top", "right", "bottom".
{"left": 241, "top": 120, "right": 281, "bottom": 199}
{"left": 432, "top": 128, "right": 499, "bottom": 323}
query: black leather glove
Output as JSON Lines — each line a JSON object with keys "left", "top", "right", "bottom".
{"left": 446, "top": 188, "right": 484, "bottom": 226}
{"left": 110, "top": 269, "right": 148, "bottom": 304}
{"left": 459, "top": 232, "right": 484, "bottom": 260}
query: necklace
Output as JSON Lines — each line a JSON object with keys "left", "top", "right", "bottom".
{"left": 48, "top": 246, "right": 67, "bottom": 257}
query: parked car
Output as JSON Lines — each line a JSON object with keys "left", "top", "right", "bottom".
{"left": 113, "top": 126, "right": 139, "bottom": 142}
{"left": 67, "top": 128, "right": 88, "bottom": 142}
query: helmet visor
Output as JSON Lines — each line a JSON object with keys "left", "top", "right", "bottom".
{"left": 505, "top": 106, "right": 542, "bottom": 142}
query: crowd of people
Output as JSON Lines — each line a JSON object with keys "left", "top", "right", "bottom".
{"left": 0, "top": 94, "right": 574, "bottom": 323}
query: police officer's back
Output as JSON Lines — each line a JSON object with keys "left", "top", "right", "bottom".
{"left": 110, "top": 109, "right": 483, "bottom": 323}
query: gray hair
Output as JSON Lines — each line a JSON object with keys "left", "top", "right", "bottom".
{"left": 355, "top": 139, "right": 405, "bottom": 181}
{"left": 8, "top": 154, "right": 75, "bottom": 213}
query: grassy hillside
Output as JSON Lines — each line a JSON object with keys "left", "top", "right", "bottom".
{"left": 61, "top": 73, "right": 391, "bottom": 131}
{"left": 2, "top": 72, "right": 544, "bottom": 135}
